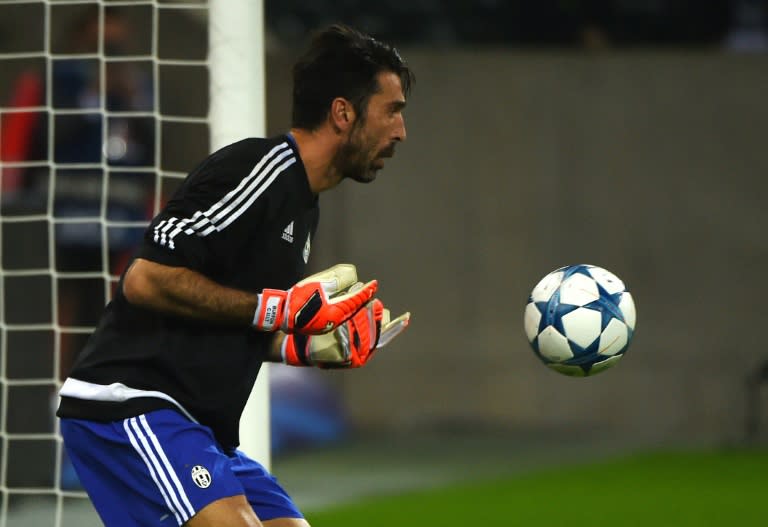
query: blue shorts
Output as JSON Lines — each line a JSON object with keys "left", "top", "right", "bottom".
{"left": 60, "top": 409, "right": 303, "bottom": 526}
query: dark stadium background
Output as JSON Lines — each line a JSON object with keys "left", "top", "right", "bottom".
{"left": 1, "top": 1, "right": 766, "bottom": 524}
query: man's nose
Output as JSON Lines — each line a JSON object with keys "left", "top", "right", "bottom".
{"left": 393, "top": 114, "right": 406, "bottom": 142}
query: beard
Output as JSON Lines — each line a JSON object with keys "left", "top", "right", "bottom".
{"left": 334, "top": 126, "right": 394, "bottom": 184}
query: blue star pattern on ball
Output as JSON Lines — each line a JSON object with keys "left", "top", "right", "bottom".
{"left": 523, "top": 264, "right": 637, "bottom": 377}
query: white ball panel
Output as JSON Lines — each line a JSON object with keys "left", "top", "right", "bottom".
{"left": 524, "top": 303, "right": 542, "bottom": 343}
{"left": 619, "top": 292, "right": 637, "bottom": 330}
{"left": 598, "top": 318, "right": 628, "bottom": 356}
{"left": 537, "top": 326, "right": 574, "bottom": 362}
{"left": 548, "top": 363, "right": 586, "bottom": 377}
{"left": 587, "top": 266, "right": 626, "bottom": 295}
{"left": 559, "top": 273, "right": 599, "bottom": 306}
{"left": 530, "top": 270, "right": 564, "bottom": 302}
{"left": 588, "top": 355, "right": 623, "bottom": 375}
{"left": 561, "top": 307, "right": 602, "bottom": 348}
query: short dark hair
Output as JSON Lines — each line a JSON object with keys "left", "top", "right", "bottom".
{"left": 291, "top": 24, "right": 414, "bottom": 130}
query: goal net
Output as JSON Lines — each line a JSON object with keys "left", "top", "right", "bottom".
{"left": 0, "top": 1, "right": 266, "bottom": 525}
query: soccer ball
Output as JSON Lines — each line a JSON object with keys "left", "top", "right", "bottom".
{"left": 524, "top": 264, "right": 637, "bottom": 377}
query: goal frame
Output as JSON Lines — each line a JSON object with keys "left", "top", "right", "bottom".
{"left": 209, "top": 0, "right": 270, "bottom": 469}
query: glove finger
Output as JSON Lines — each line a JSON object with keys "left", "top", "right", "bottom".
{"left": 343, "top": 281, "right": 365, "bottom": 296}
{"left": 377, "top": 311, "right": 410, "bottom": 349}
{"left": 328, "top": 280, "right": 378, "bottom": 323}
{"left": 299, "top": 264, "right": 358, "bottom": 296}
{"left": 316, "top": 323, "right": 355, "bottom": 368}
{"left": 321, "top": 264, "right": 359, "bottom": 295}
{"left": 368, "top": 299, "right": 385, "bottom": 349}
{"left": 307, "top": 332, "right": 349, "bottom": 363}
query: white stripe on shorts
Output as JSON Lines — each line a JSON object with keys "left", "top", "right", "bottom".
{"left": 138, "top": 414, "right": 196, "bottom": 517}
{"left": 123, "top": 418, "right": 185, "bottom": 525}
{"left": 124, "top": 416, "right": 196, "bottom": 524}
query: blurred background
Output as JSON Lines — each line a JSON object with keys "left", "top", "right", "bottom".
{"left": 1, "top": 0, "right": 767, "bottom": 525}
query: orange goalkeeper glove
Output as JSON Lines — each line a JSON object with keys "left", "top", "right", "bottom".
{"left": 252, "top": 264, "right": 377, "bottom": 335}
{"left": 282, "top": 293, "right": 411, "bottom": 368}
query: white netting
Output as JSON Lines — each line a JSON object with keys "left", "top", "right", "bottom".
{"left": 0, "top": 1, "right": 211, "bottom": 524}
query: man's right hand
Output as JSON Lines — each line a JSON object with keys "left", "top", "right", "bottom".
{"left": 252, "top": 264, "right": 377, "bottom": 335}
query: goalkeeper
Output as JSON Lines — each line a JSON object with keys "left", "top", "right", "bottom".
{"left": 56, "top": 23, "right": 413, "bottom": 527}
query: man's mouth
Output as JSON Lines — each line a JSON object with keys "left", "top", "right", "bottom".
{"left": 378, "top": 144, "right": 396, "bottom": 159}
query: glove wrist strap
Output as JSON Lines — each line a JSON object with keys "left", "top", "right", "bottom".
{"left": 253, "top": 289, "right": 287, "bottom": 331}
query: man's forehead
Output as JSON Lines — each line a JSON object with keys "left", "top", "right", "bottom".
{"left": 374, "top": 71, "right": 406, "bottom": 101}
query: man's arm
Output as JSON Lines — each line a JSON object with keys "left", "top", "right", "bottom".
{"left": 123, "top": 260, "right": 335, "bottom": 362}
{"left": 123, "top": 258, "right": 258, "bottom": 325}
{"left": 123, "top": 259, "right": 378, "bottom": 336}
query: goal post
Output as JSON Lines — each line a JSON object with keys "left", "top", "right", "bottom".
{"left": 209, "top": 0, "right": 270, "bottom": 468}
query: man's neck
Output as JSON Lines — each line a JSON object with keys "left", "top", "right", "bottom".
{"left": 289, "top": 127, "right": 343, "bottom": 194}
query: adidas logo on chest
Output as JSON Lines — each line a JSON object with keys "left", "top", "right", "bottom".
{"left": 281, "top": 221, "right": 294, "bottom": 243}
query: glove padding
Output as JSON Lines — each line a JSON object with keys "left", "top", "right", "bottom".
{"left": 252, "top": 264, "right": 377, "bottom": 335}
{"left": 282, "top": 286, "right": 410, "bottom": 368}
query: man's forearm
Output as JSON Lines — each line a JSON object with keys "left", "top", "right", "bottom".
{"left": 123, "top": 258, "right": 258, "bottom": 326}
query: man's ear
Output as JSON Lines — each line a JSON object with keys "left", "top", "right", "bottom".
{"left": 330, "top": 97, "right": 355, "bottom": 133}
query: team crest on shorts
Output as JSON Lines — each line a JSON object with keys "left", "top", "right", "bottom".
{"left": 191, "top": 465, "right": 212, "bottom": 489}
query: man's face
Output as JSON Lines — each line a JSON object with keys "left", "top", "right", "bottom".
{"left": 335, "top": 71, "right": 407, "bottom": 183}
